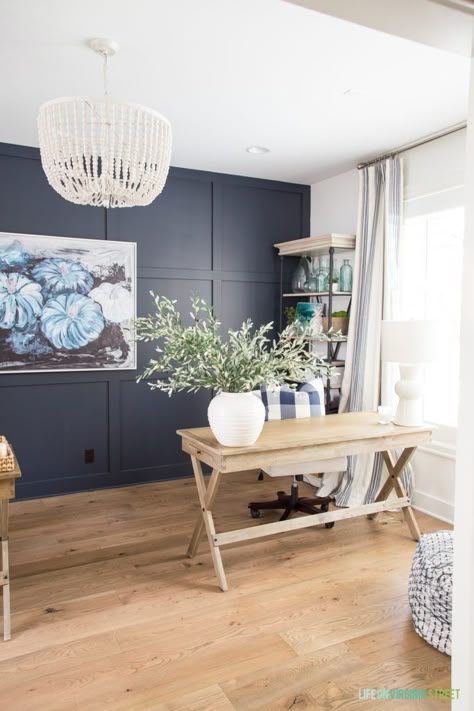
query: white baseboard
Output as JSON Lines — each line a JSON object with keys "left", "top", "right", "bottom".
{"left": 412, "top": 489, "right": 454, "bottom": 525}
{"left": 417, "top": 441, "right": 456, "bottom": 461}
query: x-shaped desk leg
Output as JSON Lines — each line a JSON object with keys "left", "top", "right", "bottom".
{"left": 368, "top": 447, "right": 421, "bottom": 541}
{"left": 187, "top": 466, "right": 221, "bottom": 558}
{"left": 187, "top": 457, "right": 228, "bottom": 592}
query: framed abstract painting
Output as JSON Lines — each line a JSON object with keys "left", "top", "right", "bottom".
{"left": 0, "top": 232, "right": 136, "bottom": 372}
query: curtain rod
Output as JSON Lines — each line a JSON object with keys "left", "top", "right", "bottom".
{"left": 357, "top": 122, "right": 467, "bottom": 170}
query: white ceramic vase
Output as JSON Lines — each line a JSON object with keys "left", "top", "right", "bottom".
{"left": 207, "top": 392, "right": 265, "bottom": 447}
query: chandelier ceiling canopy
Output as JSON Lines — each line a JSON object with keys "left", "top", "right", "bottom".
{"left": 37, "top": 38, "right": 172, "bottom": 209}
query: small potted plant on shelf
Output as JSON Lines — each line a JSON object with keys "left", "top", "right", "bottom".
{"left": 135, "top": 293, "right": 330, "bottom": 447}
{"left": 322, "top": 310, "right": 349, "bottom": 335}
{"left": 283, "top": 305, "right": 297, "bottom": 326}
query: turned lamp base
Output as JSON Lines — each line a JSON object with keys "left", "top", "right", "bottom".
{"left": 393, "top": 364, "right": 425, "bottom": 427}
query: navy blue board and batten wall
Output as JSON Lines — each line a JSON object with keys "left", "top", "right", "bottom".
{"left": 0, "top": 142, "right": 310, "bottom": 498}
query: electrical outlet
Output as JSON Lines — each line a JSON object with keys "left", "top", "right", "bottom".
{"left": 84, "top": 449, "right": 95, "bottom": 464}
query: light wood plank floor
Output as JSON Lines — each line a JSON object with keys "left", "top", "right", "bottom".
{"left": 1, "top": 472, "right": 451, "bottom": 710}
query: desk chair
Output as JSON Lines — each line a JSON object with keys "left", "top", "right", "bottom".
{"left": 248, "top": 380, "right": 347, "bottom": 526}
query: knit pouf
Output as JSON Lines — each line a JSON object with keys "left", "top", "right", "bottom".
{"left": 408, "top": 530, "right": 453, "bottom": 656}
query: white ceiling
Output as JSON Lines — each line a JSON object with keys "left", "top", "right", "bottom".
{"left": 0, "top": 0, "right": 470, "bottom": 184}
{"left": 287, "top": 0, "right": 474, "bottom": 57}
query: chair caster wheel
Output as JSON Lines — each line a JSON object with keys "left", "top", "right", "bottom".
{"left": 249, "top": 508, "right": 261, "bottom": 519}
{"left": 325, "top": 522, "right": 335, "bottom": 529}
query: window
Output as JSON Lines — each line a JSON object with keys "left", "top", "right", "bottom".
{"left": 399, "top": 204, "right": 464, "bottom": 427}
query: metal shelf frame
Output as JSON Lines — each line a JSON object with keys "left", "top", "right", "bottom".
{"left": 275, "top": 235, "right": 355, "bottom": 413}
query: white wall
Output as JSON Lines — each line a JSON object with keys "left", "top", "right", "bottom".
{"left": 309, "top": 169, "right": 358, "bottom": 368}
{"left": 310, "top": 131, "right": 466, "bottom": 237}
{"left": 404, "top": 127, "right": 466, "bottom": 202}
{"left": 404, "top": 129, "right": 465, "bottom": 524}
{"left": 452, "top": 56, "right": 474, "bottom": 710}
{"left": 310, "top": 139, "right": 465, "bottom": 524}
{"left": 412, "top": 440, "right": 455, "bottom": 523}
{"left": 310, "top": 169, "right": 359, "bottom": 235}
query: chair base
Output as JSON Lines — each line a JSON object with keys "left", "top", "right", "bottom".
{"left": 248, "top": 485, "right": 335, "bottom": 528}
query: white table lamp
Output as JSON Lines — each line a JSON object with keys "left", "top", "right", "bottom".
{"left": 381, "top": 320, "right": 438, "bottom": 427}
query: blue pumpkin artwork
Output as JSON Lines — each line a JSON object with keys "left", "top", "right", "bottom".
{"left": 0, "top": 232, "right": 136, "bottom": 372}
{"left": 40, "top": 294, "right": 105, "bottom": 350}
{"left": 33, "top": 258, "right": 94, "bottom": 297}
{"left": 0, "top": 273, "right": 43, "bottom": 329}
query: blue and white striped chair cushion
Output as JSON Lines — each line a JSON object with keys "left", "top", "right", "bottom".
{"left": 257, "top": 379, "right": 325, "bottom": 421}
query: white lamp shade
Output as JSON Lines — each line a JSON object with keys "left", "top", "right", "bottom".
{"left": 381, "top": 320, "right": 438, "bottom": 364}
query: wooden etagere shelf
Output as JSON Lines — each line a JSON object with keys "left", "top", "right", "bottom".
{"left": 283, "top": 291, "right": 352, "bottom": 298}
{"left": 306, "top": 336, "right": 348, "bottom": 343}
{"left": 274, "top": 233, "right": 355, "bottom": 257}
{"left": 274, "top": 233, "right": 356, "bottom": 413}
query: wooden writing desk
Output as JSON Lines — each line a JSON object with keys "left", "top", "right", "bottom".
{"left": 0, "top": 446, "right": 21, "bottom": 640}
{"left": 178, "top": 412, "right": 432, "bottom": 591}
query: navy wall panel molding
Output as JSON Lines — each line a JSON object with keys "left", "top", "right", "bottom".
{"left": 0, "top": 142, "right": 310, "bottom": 498}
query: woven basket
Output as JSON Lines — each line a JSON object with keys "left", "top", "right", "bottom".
{"left": 322, "top": 316, "right": 349, "bottom": 336}
{"left": 0, "top": 435, "right": 14, "bottom": 473}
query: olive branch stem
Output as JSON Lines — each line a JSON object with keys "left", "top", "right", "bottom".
{"left": 136, "top": 293, "right": 333, "bottom": 395}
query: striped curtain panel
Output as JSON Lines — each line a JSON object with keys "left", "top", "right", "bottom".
{"left": 332, "top": 156, "right": 413, "bottom": 507}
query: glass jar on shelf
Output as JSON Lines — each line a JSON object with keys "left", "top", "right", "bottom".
{"left": 314, "top": 257, "right": 329, "bottom": 292}
{"left": 339, "top": 259, "right": 353, "bottom": 292}
{"left": 331, "top": 258, "right": 340, "bottom": 290}
{"left": 291, "top": 256, "right": 310, "bottom": 293}
{"left": 319, "top": 255, "right": 330, "bottom": 272}
{"left": 303, "top": 272, "right": 318, "bottom": 292}
{"left": 325, "top": 264, "right": 339, "bottom": 291}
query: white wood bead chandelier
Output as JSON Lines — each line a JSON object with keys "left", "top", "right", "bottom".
{"left": 37, "top": 38, "right": 172, "bottom": 208}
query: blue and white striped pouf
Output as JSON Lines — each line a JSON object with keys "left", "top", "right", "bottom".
{"left": 408, "top": 530, "right": 453, "bottom": 656}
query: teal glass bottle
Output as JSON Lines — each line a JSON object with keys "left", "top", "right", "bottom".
{"left": 339, "top": 259, "right": 353, "bottom": 292}
{"left": 303, "top": 271, "right": 318, "bottom": 292}
{"left": 313, "top": 257, "right": 328, "bottom": 292}
{"left": 315, "top": 267, "right": 326, "bottom": 292}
